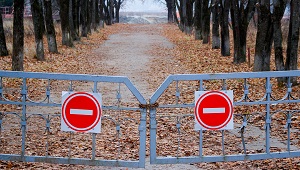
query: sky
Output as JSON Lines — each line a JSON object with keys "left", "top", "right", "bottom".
{"left": 122, "top": 0, "right": 167, "bottom": 12}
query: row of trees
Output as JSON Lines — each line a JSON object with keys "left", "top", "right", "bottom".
{"left": 167, "top": 0, "right": 299, "bottom": 83}
{"left": 0, "top": 0, "right": 123, "bottom": 71}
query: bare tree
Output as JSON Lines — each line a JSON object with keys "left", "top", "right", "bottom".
{"left": 273, "top": 0, "right": 287, "bottom": 83}
{"left": 253, "top": 0, "right": 273, "bottom": 71}
{"left": 71, "top": 0, "right": 80, "bottom": 40}
{"left": 211, "top": 0, "right": 220, "bottom": 49}
{"left": 59, "top": 0, "right": 73, "bottom": 47}
{"left": 194, "top": 0, "right": 202, "bottom": 40}
{"left": 30, "top": 0, "right": 45, "bottom": 60}
{"left": 0, "top": 13, "right": 8, "bottom": 56}
{"left": 81, "top": 0, "right": 88, "bottom": 36}
{"left": 12, "top": 0, "right": 25, "bottom": 71}
{"left": 285, "top": 0, "right": 300, "bottom": 73}
{"left": 44, "top": 0, "right": 58, "bottom": 53}
{"left": 219, "top": 0, "right": 230, "bottom": 56}
{"left": 99, "top": 0, "right": 105, "bottom": 28}
{"left": 202, "top": 0, "right": 210, "bottom": 44}
{"left": 230, "top": 0, "right": 256, "bottom": 64}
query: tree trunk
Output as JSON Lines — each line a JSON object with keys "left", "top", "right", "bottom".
{"left": 253, "top": 0, "right": 273, "bottom": 71}
{"left": 44, "top": 0, "right": 58, "bottom": 53}
{"left": 176, "top": 0, "right": 184, "bottom": 31}
{"left": 211, "top": 0, "right": 220, "bottom": 49}
{"left": 59, "top": 0, "right": 73, "bottom": 47}
{"left": 90, "top": 0, "right": 97, "bottom": 31}
{"left": 30, "top": 0, "right": 45, "bottom": 61}
{"left": 68, "top": 0, "right": 76, "bottom": 41}
{"left": 81, "top": 0, "right": 88, "bottom": 37}
{"left": 12, "top": 0, "right": 25, "bottom": 71}
{"left": 87, "top": 0, "right": 92, "bottom": 34}
{"left": 115, "top": 7, "right": 120, "bottom": 23}
{"left": 166, "top": 0, "right": 174, "bottom": 23}
{"left": 273, "top": 0, "right": 286, "bottom": 83}
{"left": 202, "top": 0, "right": 210, "bottom": 44}
{"left": 194, "top": 0, "right": 202, "bottom": 40}
{"left": 219, "top": 0, "right": 230, "bottom": 56}
{"left": 95, "top": 0, "right": 100, "bottom": 28}
{"left": 0, "top": 13, "right": 8, "bottom": 56}
{"left": 109, "top": 0, "right": 114, "bottom": 24}
{"left": 285, "top": 0, "right": 300, "bottom": 84}
{"left": 99, "top": 0, "right": 105, "bottom": 28}
{"left": 231, "top": 0, "right": 256, "bottom": 64}
{"left": 106, "top": 0, "right": 112, "bottom": 25}
{"left": 70, "top": 0, "right": 80, "bottom": 41}
{"left": 185, "top": 0, "right": 193, "bottom": 34}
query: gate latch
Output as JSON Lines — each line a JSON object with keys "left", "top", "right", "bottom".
{"left": 139, "top": 102, "right": 159, "bottom": 110}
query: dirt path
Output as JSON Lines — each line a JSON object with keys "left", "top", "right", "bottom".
{"left": 90, "top": 24, "right": 198, "bottom": 170}
{"left": 94, "top": 24, "right": 175, "bottom": 99}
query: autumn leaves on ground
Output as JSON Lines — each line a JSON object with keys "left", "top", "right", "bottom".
{"left": 1, "top": 22, "right": 300, "bottom": 170}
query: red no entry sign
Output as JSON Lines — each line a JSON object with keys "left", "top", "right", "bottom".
{"left": 61, "top": 92, "right": 102, "bottom": 133}
{"left": 194, "top": 90, "right": 233, "bottom": 130}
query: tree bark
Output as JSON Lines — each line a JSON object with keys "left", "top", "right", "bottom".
{"left": 87, "top": 0, "right": 92, "bottom": 34}
{"left": 0, "top": 13, "right": 8, "bottom": 56}
{"left": 166, "top": 0, "right": 174, "bottom": 23}
{"left": 253, "top": 0, "right": 273, "bottom": 71}
{"left": 176, "top": 0, "right": 184, "bottom": 31}
{"left": 115, "top": 0, "right": 121, "bottom": 23}
{"left": 12, "top": 0, "right": 25, "bottom": 71}
{"left": 30, "top": 0, "right": 45, "bottom": 61}
{"left": 99, "top": 0, "right": 105, "bottom": 28}
{"left": 184, "top": 0, "right": 193, "bottom": 34}
{"left": 211, "top": 0, "right": 220, "bottom": 49}
{"left": 285, "top": 0, "right": 300, "bottom": 76}
{"left": 81, "top": 0, "right": 88, "bottom": 37}
{"left": 91, "top": 0, "right": 97, "bottom": 30}
{"left": 69, "top": 0, "right": 80, "bottom": 41}
{"left": 202, "top": 0, "right": 210, "bottom": 44}
{"left": 59, "top": 0, "right": 73, "bottom": 47}
{"left": 272, "top": 0, "right": 287, "bottom": 83}
{"left": 194, "top": 0, "right": 202, "bottom": 40}
{"left": 95, "top": 0, "right": 100, "bottom": 28}
{"left": 231, "top": 0, "right": 256, "bottom": 64}
{"left": 44, "top": 0, "right": 58, "bottom": 53}
{"left": 109, "top": 0, "right": 114, "bottom": 24}
{"left": 219, "top": 0, "right": 230, "bottom": 56}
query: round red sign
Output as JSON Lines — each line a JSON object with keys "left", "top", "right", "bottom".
{"left": 194, "top": 91, "right": 233, "bottom": 130}
{"left": 62, "top": 92, "right": 102, "bottom": 132}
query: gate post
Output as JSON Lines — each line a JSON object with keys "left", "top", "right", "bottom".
{"left": 138, "top": 108, "right": 147, "bottom": 168}
{"left": 21, "top": 78, "right": 27, "bottom": 161}
{"left": 149, "top": 106, "right": 157, "bottom": 164}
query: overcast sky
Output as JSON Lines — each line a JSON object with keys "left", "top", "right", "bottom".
{"left": 122, "top": 0, "right": 167, "bottom": 12}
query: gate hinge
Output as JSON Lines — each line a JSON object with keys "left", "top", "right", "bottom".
{"left": 139, "top": 102, "right": 159, "bottom": 110}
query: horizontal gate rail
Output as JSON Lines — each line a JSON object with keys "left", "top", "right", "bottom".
{"left": 0, "top": 70, "right": 147, "bottom": 168}
{"left": 150, "top": 70, "right": 300, "bottom": 164}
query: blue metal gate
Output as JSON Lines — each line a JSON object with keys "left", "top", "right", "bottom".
{"left": 1, "top": 70, "right": 300, "bottom": 167}
{"left": 149, "top": 71, "right": 300, "bottom": 164}
{"left": 0, "top": 71, "right": 147, "bottom": 168}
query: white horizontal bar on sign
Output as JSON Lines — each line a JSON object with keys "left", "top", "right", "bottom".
{"left": 203, "top": 108, "right": 225, "bottom": 114}
{"left": 70, "top": 109, "right": 93, "bottom": 115}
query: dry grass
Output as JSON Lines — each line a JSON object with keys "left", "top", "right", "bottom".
{"left": 3, "top": 18, "right": 62, "bottom": 57}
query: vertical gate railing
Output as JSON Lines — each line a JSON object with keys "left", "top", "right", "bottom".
{"left": 150, "top": 71, "right": 300, "bottom": 164}
{"left": 0, "top": 71, "right": 147, "bottom": 168}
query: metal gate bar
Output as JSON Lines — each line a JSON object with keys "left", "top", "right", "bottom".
{"left": 150, "top": 71, "right": 300, "bottom": 164}
{"left": 0, "top": 71, "right": 147, "bottom": 168}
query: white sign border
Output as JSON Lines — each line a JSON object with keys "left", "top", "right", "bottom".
{"left": 61, "top": 91, "right": 102, "bottom": 133}
{"left": 194, "top": 90, "right": 234, "bottom": 131}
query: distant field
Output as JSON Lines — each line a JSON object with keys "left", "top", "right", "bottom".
{"left": 119, "top": 12, "right": 168, "bottom": 24}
